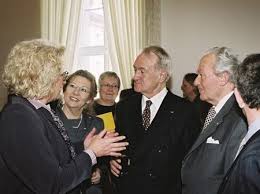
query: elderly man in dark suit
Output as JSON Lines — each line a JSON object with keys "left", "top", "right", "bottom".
{"left": 181, "top": 47, "right": 247, "bottom": 194}
{"left": 110, "top": 46, "right": 201, "bottom": 194}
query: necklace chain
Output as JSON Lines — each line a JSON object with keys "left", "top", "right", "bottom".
{"left": 72, "top": 114, "right": 83, "bottom": 128}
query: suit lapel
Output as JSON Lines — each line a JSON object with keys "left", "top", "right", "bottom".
{"left": 184, "top": 95, "right": 236, "bottom": 159}
{"left": 149, "top": 92, "right": 176, "bottom": 130}
{"left": 133, "top": 92, "right": 176, "bottom": 161}
{"left": 219, "top": 129, "right": 260, "bottom": 192}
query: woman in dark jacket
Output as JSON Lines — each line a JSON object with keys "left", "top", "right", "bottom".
{"left": 0, "top": 39, "right": 128, "bottom": 194}
{"left": 53, "top": 70, "right": 105, "bottom": 194}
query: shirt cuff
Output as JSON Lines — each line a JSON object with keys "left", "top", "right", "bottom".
{"left": 84, "top": 149, "right": 97, "bottom": 166}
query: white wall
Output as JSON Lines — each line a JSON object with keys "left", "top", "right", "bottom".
{"left": 161, "top": 0, "right": 260, "bottom": 96}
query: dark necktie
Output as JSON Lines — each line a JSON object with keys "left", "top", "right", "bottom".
{"left": 51, "top": 110, "right": 77, "bottom": 159}
{"left": 142, "top": 100, "right": 152, "bottom": 130}
{"left": 202, "top": 106, "right": 216, "bottom": 131}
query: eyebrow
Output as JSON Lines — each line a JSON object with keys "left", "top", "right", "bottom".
{"left": 69, "top": 82, "right": 90, "bottom": 88}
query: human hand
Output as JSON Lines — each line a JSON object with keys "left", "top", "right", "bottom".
{"left": 110, "top": 158, "right": 122, "bottom": 177}
{"left": 104, "top": 131, "right": 120, "bottom": 138}
{"left": 84, "top": 129, "right": 128, "bottom": 157}
{"left": 91, "top": 168, "right": 101, "bottom": 184}
{"left": 84, "top": 127, "right": 96, "bottom": 148}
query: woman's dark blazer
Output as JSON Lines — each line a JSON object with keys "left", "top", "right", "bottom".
{"left": 0, "top": 95, "right": 93, "bottom": 194}
{"left": 54, "top": 105, "right": 104, "bottom": 154}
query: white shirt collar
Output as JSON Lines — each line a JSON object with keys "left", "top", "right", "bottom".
{"left": 142, "top": 88, "right": 168, "bottom": 124}
{"left": 142, "top": 88, "right": 168, "bottom": 110}
{"left": 28, "top": 98, "right": 52, "bottom": 113}
{"left": 214, "top": 91, "right": 234, "bottom": 114}
{"left": 244, "top": 118, "right": 260, "bottom": 144}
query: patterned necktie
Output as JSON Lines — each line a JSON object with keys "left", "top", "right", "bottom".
{"left": 202, "top": 106, "right": 216, "bottom": 131}
{"left": 142, "top": 100, "right": 152, "bottom": 130}
{"left": 51, "top": 110, "right": 77, "bottom": 159}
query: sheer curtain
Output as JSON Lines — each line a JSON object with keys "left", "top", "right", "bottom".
{"left": 41, "top": 0, "right": 82, "bottom": 72}
{"left": 146, "top": 0, "right": 161, "bottom": 46}
{"left": 104, "top": 0, "right": 160, "bottom": 88}
{"left": 104, "top": 0, "right": 161, "bottom": 88}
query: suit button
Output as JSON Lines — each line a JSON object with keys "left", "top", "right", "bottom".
{"left": 224, "top": 176, "right": 228, "bottom": 182}
{"left": 158, "top": 149, "right": 162, "bottom": 153}
{"left": 148, "top": 172, "right": 157, "bottom": 180}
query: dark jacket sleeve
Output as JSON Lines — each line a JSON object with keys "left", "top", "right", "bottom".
{"left": 0, "top": 103, "right": 93, "bottom": 194}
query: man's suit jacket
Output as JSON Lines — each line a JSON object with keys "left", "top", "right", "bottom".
{"left": 0, "top": 95, "right": 93, "bottom": 194}
{"left": 114, "top": 91, "right": 201, "bottom": 194}
{"left": 181, "top": 95, "right": 247, "bottom": 194}
{"left": 217, "top": 129, "right": 260, "bottom": 194}
{"left": 119, "top": 88, "right": 139, "bottom": 102}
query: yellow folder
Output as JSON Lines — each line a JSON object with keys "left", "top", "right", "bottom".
{"left": 97, "top": 112, "right": 115, "bottom": 132}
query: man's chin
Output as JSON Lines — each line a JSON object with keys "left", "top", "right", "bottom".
{"left": 134, "top": 86, "right": 142, "bottom": 92}
{"left": 199, "top": 95, "right": 206, "bottom": 101}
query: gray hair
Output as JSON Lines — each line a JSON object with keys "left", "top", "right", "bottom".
{"left": 205, "top": 47, "right": 239, "bottom": 83}
{"left": 142, "top": 46, "right": 172, "bottom": 81}
{"left": 98, "top": 71, "right": 120, "bottom": 89}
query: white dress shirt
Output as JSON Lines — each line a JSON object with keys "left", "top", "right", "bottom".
{"left": 142, "top": 87, "right": 168, "bottom": 124}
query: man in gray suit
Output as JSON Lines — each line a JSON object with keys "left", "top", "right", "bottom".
{"left": 181, "top": 47, "right": 247, "bottom": 194}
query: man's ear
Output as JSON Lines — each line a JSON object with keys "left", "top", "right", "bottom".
{"left": 218, "top": 71, "right": 230, "bottom": 86}
{"left": 159, "top": 70, "right": 168, "bottom": 83}
{"left": 234, "top": 88, "right": 245, "bottom": 108}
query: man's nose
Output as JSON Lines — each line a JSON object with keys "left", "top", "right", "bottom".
{"left": 133, "top": 72, "right": 140, "bottom": 80}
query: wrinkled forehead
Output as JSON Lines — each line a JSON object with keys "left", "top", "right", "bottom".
{"left": 198, "top": 53, "right": 216, "bottom": 71}
{"left": 133, "top": 52, "right": 159, "bottom": 69}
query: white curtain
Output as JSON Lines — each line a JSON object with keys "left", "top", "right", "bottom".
{"left": 104, "top": 0, "right": 161, "bottom": 88}
{"left": 41, "top": 0, "right": 82, "bottom": 72}
{"left": 146, "top": 0, "right": 161, "bottom": 46}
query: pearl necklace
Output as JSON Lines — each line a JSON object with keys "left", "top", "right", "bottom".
{"left": 72, "top": 114, "right": 83, "bottom": 129}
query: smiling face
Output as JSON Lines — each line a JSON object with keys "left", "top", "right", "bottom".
{"left": 133, "top": 53, "right": 167, "bottom": 98}
{"left": 63, "top": 75, "right": 92, "bottom": 112}
{"left": 99, "top": 76, "right": 119, "bottom": 105}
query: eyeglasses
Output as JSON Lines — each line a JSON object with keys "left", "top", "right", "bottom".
{"left": 101, "top": 83, "right": 119, "bottom": 89}
{"left": 67, "top": 83, "right": 90, "bottom": 94}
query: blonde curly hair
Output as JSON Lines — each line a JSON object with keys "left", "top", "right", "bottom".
{"left": 2, "top": 39, "right": 65, "bottom": 99}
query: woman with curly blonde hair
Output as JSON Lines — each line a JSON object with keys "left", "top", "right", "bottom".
{"left": 0, "top": 39, "right": 128, "bottom": 194}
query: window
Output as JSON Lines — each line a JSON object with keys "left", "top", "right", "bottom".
{"left": 74, "top": 0, "right": 108, "bottom": 80}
